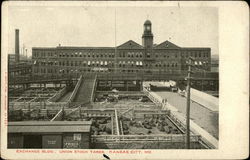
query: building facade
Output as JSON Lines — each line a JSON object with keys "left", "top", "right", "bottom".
{"left": 32, "top": 20, "right": 211, "bottom": 76}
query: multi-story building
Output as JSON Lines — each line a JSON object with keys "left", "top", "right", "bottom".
{"left": 32, "top": 20, "right": 211, "bottom": 76}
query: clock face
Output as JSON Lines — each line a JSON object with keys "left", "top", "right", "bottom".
{"left": 146, "top": 26, "right": 151, "bottom": 30}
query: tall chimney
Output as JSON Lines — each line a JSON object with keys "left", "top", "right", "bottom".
{"left": 15, "top": 29, "right": 20, "bottom": 63}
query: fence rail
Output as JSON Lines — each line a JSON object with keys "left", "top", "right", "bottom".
{"left": 91, "top": 134, "right": 201, "bottom": 143}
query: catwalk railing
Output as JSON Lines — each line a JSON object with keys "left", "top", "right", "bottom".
{"left": 9, "top": 71, "right": 218, "bottom": 84}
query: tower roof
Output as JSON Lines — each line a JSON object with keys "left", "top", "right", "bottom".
{"left": 144, "top": 20, "right": 152, "bottom": 25}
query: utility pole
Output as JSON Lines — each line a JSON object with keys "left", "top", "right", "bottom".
{"left": 186, "top": 57, "right": 194, "bottom": 149}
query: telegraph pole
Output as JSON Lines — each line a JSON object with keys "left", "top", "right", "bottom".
{"left": 186, "top": 57, "right": 194, "bottom": 149}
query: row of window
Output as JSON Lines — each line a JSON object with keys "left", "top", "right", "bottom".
{"left": 33, "top": 52, "right": 115, "bottom": 58}
{"left": 183, "top": 52, "right": 209, "bottom": 58}
{"left": 36, "top": 60, "right": 182, "bottom": 68}
{"left": 36, "top": 59, "right": 209, "bottom": 67}
{"left": 33, "top": 51, "right": 210, "bottom": 59}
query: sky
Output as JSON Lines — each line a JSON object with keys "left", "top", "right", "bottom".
{"left": 7, "top": 4, "right": 218, "bottom": 57}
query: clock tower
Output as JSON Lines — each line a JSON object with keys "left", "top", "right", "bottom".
{"left": 142, "top": 20, "right": 153, "bottom": 49}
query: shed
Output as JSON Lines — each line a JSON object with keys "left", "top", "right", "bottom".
{"left": 8, "top": 121, "right": 92, "bottom": 149}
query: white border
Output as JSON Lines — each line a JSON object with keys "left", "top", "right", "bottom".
{"left": 1, "top": 1, "right": 249, "bottom": 159}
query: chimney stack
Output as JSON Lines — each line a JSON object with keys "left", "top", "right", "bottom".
{"left": 15, "top": 29, "right": 20, "bottom": 63}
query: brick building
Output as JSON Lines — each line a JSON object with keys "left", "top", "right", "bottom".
{"left": 32, "top": 20, "right": 211, "bottom": 76}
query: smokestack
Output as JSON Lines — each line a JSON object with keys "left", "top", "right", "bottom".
{"left": 15, "top": 29, "right": 20, "bottom": 63}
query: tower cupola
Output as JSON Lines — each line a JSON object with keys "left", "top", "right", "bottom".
{"left": 142, "top": 20, "right": 153, "bottom": 49}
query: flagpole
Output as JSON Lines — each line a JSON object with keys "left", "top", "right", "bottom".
{"left": 114, "top": 8, "right": 117, "bottom": 73}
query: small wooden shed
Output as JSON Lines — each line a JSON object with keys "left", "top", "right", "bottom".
{"left": 8, "top": 121, "right": 92, "bottom": 149}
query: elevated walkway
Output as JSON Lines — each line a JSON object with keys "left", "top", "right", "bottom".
{"left": 72, "top": 75, "right": 97, "bottom": 105}
{"left": 143, "top": 87, "right": 218, "bottom": 149}
{"left": 56, "top": 92, "right": 72, "bottom": 102}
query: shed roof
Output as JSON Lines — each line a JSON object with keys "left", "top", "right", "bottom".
{"left": 8, "top": 121, "right": 92, "bottom": 133}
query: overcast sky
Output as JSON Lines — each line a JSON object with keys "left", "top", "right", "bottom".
{"left": 8, "top": 4, "right": 218, "bottom": 56}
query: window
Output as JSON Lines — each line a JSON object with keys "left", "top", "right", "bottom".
{"left": 128, "top": 52, "right": 130, "bottom": 57}
{"left": 139, "top": 52, "right": 143, "bottom": 58}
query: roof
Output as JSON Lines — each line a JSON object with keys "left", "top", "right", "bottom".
{"left": 56, "top": 46, "right": 115, "bottom": 50}
{"left": 32, "top": 47, "right": 57, "bottom": 50}
{"left": 117, "top": 40, "right": 144, "bottom": 49}
{"left": 154, "top": 40, "right": 180, "bottom": 49}
{"left": 8, "top": 121, "right": 92, "bottom": 133}
{"left": 181, "top": 47, "right": 210, "bottom": 50}
{"left": 144, "top": 20, "right": 152, "bottom": 25}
